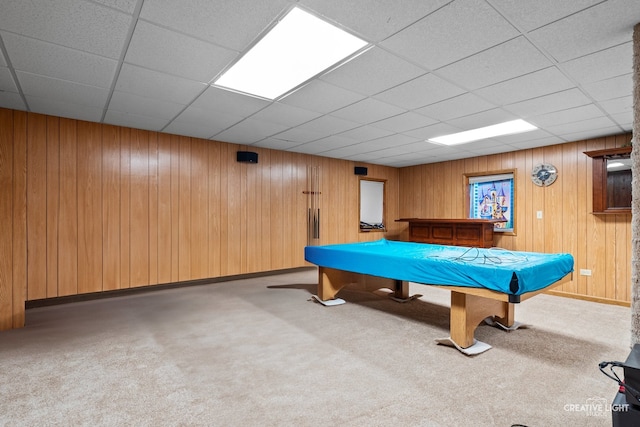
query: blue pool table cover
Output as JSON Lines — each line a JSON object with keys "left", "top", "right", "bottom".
{"left": 304, "top": 239, "right": 574, "bottom": 296}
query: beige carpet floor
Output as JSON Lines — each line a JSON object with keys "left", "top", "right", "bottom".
{"left": 0, "top": 268, "right": 632, "bottom": 426}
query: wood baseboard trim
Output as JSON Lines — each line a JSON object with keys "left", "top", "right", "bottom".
{"left": 545, "top": 289, "right": 630, "bottom": 307}
{"left": 26, "top": 267, "right": 315, "bottom": 309}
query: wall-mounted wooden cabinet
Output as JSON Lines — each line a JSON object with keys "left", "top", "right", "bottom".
{"left": 584, "top": 146, "right": 632, "bottom": 214}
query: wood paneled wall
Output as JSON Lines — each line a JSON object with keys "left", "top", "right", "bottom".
{"left": 0, "top": 106, "right": 630, "bottom": 330}
{"left": 399, "top": 133, "right": 633, "bottom": 305}
{"left": 0, "top": 108, "right": 400, "bottom": 330}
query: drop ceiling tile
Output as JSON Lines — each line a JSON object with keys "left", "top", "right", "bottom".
{"left": 337, "top": 125, "right": 394, "bottom": 142}
{"left": 271, "top": 127, "right": 325, "bottom": 144}
{"left": 508, "top": 135, "right": 566, "bottom": 150}
{"left": 467, "top": 143, "right": 517, "bottom": 156}
{"left": 296, "top": 115, "right": 361, "bottom": 136}
{"left": 115, "top": 64, "right": 207, "bottom": 105}
{"left": 281, "top": 80, "right": 365, "bottom": 114}
{"left": 253, "top": 137, "right": 303, "bottom": 152}
{"left": 371, "top": 111, "right": 437, "bottom": 133}
{"left": 415, "top": 93, "right": 496, "bottom": 122}
{"left": 374, "top": 74, "right": 465, "bottom": 110}
{"left": 610, "top": 112, "right": 632, "bottom": 128}
{"left": 397, "top": 140, "right": 447, "bottom": 153}
{"left": 2, "top": 32, "right": 117, "bottom": 89}
{"left": 172, "top": 105, "right": 244, "bottom": 131}
{"left": 191, "top": 86, "right": 270, "bottom": 117}
{"left": 250, "top": 103, "right": 322, "bottom": 128}
{"left": 108, "top": 91, "right": 186, "bottom": 120}
{"left": 529, "top": 104, "right": 605, "bottom": 128}
{"left": 0, "top": 0, "right": 132, "bottom": 58}
{"left": 0, "top": 67, "right": 17, "bottom": 92}
{"left": 527, "top": 0, "right": 640, "bottom": 62}
{"left": 319, "top": 143, "right": 373, "bottom": 158}
{"left": 293, "top": 135, "right": 358, "bottom": 155}
{"left": 445, "top": 108, "right": 518, "bottom": 131}
{"left": 503, "top": 88, "right": 592, "bottom": 118}
{"left": 492, "top": 129, "right": 556, "bottom": 144}
{"left": 561, "top": 43, "right": 632, "bottom": 84}
{"left": 356, "top": 133, "right": 417, "bottom": 151}
{"left": 558, "top": 125, "right": 624, "bottom": 142}
{"left": 320, "top": 47, "right": 426, "bottom": 96}
{"left": 582, "top": 74, "right": 632, "bottom": 101}
{"left": 436, "top": 37, "right": 552, "bottom": 90}
{"left": 301, "top": 0, "right": 449, "bottom": 42}
{"left": 474, "top": 66, "right": 575, "bottom": 106}
{"left": 140, "top": 0, "right": 289, "bottom": 51}
{"left": 26, "top": 95, "right": 103, "bottom": 122}
{"left": 163, "top": 121, "right": 220, "bottom": 140}
{"left": 125, "top": 21, "right": 237, "bottom": 83}
{"left": 380, "top": 0, "right": 519, "bottom": 70}
{"left": 403, "top": 122, "right": 464, "bottom": 141}
{"left": 91, "top": 0, "right": 138, "bottom": 14}
{"left": 104, "top": 110, "right": 170, "bottom": 131}
{"left": 213, "top": 117, "right": 289, "bottom": 144}
{"left": 0, "top": 92, "right": 26, "bottom": 110}
{"left": 599, "top": 96, "right": 632, "bottom": 115}
{"left": 546, "top": 116, "right": 619, "bottom": 136}
{"left": 330, "top": 98, "right": 406, "bottom": 125}
{"left": 490, "top": 0, "right": 601, "bottom": 32}
{"left": 17, "top": 71, "right": 109, "bottom": 108}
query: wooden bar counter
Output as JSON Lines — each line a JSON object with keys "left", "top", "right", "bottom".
{"left": 396, "top": 218, "right": 501, "bottom": 248}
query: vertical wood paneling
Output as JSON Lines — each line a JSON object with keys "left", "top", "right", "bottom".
{"left": 26, "top": 113, "right": 47, "bottom": 300}
{"left": 259, "top": 149, "right": 271, "bottom": 267}
{"left": 148, "top": 132, "right": 159, "bottom": 286}
{"left": 46, "top": 116, "right": 59, "bottom": 297}
{"left": 130, "top": 129, "right": 149, "bottom": 288}
{"left": 561, "top": 142, "right": 578, "bottom": 293}
{"left": 226, "top": 144, "right": 242, "bottom": 274}
{"left": 208, "top": 140, "right": 221, "bottom": 277}
{"left": 12, "top": 111, "right": 27, "bottom": 327}
{"left": 0, "top": 106, "right": 632, "bottom": 331}
{"left": 543, "top": 145, "right": 563, "bottom": 254}
{"left": 120, "top": 128, "right": 131, "bottom": 288}
{"left": 0, "top": 109, "right": 14, "bottom": 329}
{"left": 77, "top": 121, "right": 102, "bottom": 294}
{"left": 157, "top": 133, "right": 172, "bottom": 284}
{"left": 58, "top": 118, "right": 78, "bottom": 297}
{"left": 245, "top": 146, "right": 261, "bottom": 273}
{"left": 178, "top": 136, "right": 191, "bottom": 280}
{"left": 170, "top": 135, "right": 180, "bottom": 282}
{"left": 295, "top": 155, "right": 308, "bottom": 263}
{"left": 102, "top": 125, "right": 121, "bottom": 291}
{"left": 269, "top": 150, "right": 284, "bottom": 267}
{"left": 190, "top": 138, "right": 208, "bottom": 279}
{"left": 576, "top": 139, "right": 589, "bottom": 295}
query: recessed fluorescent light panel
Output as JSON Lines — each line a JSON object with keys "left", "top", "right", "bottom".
{"left": 214, "top": 7, "right": 368, "bottom": 100}
{"left": 428, "top": 119, "right": 537, "bottom": 146}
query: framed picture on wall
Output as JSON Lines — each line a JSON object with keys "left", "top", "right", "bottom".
{"left": 465, "top": 170, "right": 515, "bottom": 234}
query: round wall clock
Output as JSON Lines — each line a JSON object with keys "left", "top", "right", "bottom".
{"left": 531, "top": 163, "right": 558, "bottom": 187}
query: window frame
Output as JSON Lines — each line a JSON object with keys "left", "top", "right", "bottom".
{"left": 464, "top": 169, "right": 516, "bottom": 234}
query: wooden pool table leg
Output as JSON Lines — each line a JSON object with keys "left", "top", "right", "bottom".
{"left": 317, "top": 268, "right": 406, "bottom": 301}
{"left": 450, "top": 291, "right": 514, "bottom": 348}
{"left": 318, "top": 267, "right": 350, "bottom": 300}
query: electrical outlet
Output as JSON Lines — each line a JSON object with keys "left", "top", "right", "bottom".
{"left": 580, "top": 269, "right": 592, "bottom": 276}
{"left": 536, "top": 211, "right": 543, "bottom": 219}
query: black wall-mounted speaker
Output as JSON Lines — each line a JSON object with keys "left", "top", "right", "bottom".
{"left": 237, "top": 151, "right": 258, "bottom": 163}
{"left": 354, "top": 166, "right": 368, "bottom": 176}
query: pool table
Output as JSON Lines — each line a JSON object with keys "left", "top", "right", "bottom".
{"left": 304, "top": 239, "right": 574, "bottom": 353}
